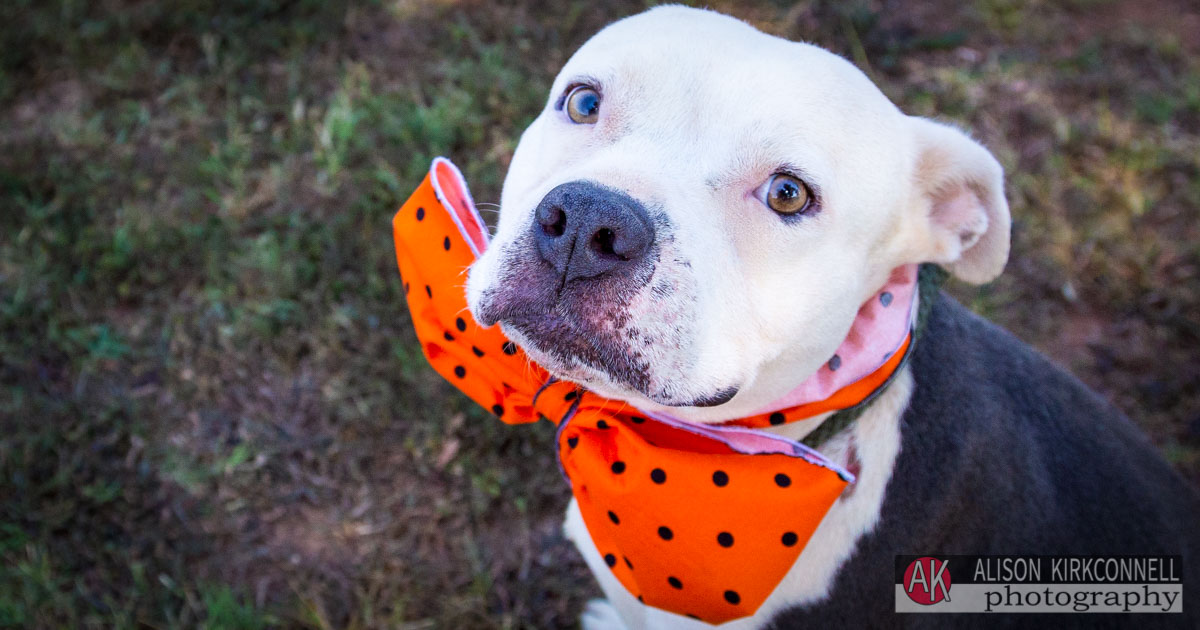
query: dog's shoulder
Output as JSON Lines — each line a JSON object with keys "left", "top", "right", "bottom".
{"left": 909, "top": 289, "right": 1152, "bottom": 458}
{"left": 766, "top": 291, "right": 1200, "bottom": 629}
{"left": 902, "top": 291, "right": 1200, "bottom": 551}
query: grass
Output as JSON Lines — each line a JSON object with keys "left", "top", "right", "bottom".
{"left": 1, "top": 0, "right": 1198, "bottom": 627}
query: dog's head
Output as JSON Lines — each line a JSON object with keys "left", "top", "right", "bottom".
{"left": 466, "top": 6, "right": 1009, "bottom": 423}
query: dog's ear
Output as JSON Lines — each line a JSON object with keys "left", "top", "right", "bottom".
{"left": 904, "top": 117, "right": 1010, "bottom": 284}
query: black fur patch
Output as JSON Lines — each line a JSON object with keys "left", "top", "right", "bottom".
{"left": 765, "top": 293, "right": 1200, "bottom": 629}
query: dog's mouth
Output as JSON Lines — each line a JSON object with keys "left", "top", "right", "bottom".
{"left": 685, "top": 386, "right": 740, "bottom": 407}
{"left": 473, "top": 233, "right": 738, "bottom": 408}
{"left": 476, "top": 231, "right": 658, "bottom": 395}
{"left": 507, "top": 319, "right": 739, "bottom": 408}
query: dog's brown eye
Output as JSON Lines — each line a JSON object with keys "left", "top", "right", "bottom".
{"left": 765, "top": 173, "right": 812, "bottom": 215}
{"left": 566, "top": 86, "right": 601, "bottom": 124}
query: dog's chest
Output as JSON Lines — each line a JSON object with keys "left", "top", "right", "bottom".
{"left": 565, "top": 369, "right": 913, "bottom": 629}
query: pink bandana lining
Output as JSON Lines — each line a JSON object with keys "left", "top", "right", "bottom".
{"left": 751, "top": 264, "right": 918, "bottom": 416}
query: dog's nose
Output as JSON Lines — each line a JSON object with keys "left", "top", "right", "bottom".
{"left": 533, "top": 181, "right": 655, "bottom": 282}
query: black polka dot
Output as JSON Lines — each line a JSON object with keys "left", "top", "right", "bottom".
{"left": 564, "top": 390, "right": 577, "bottom": 401}
{"left": 471, "top": 346, "right": 484, "bottom": 357}
{"left": 712, "top": 470, "right": 729, "bottom": 487}
{"left": 416, "top": 206, "right": 425, "bottom": 221}
{"left": 782, "top": 531, "right": 798, "bottom": 547}
{"left": 668, "top": 576, "right": 683, "bottom": 589}
{"left": 424, "top": 285, "right": 432, "bottom": 298}
{"left": 502, "top": 341, "right": 517, "bottom": 355}
{"left": 624, "top": 557, "right": 633, "bottom": 569}
{"left": 630, "top": 416, "right": 646, "bottom": 424}
{"left": 443, "top": 331, "right": 455, "bottom": 342}
{"left": 717, "top": 532, "right": 733, "bottom": 547}
{"left": 775, "top": 473, "right": 791, "bottom": 487}
{"left": 455, "top": 317, "right": 467, "bottom": 332}
{"left": 604, "top": 553, "right": 616, "bottom": 568}
{"left": 687, "top": 614, "right": 701, "bottom": 620}
{"left": 829, "top": 354, "right": 842, "bottom": 371}
{"left": 769, "top": 412, "right": 785, "bottom": 425}
{"left": 880, "top": 291, "right": 893, "bottom": 307}
{"left": 608, "top": 510, "right": 620, "bottom": 525}
{"left": 567, "top": 436, "right": 579, "bottom": 448}
{"left": 650, "top": 468, "right": 666, "bottom": 484}
{"left": 657, "top": 526, "right": 673, "bottom": 540}
{"left": 724, "top": 590, "right": 741, "bottom": 605}
{"left": 491, "top": 404, "right": 504, "bottom": 417}
{"left": 611, "top": 461, "right": 626, "bottom": 474}
{"left": 442, "top": 236, "right": 451, "bottom": 251}
{"left": 638, "top": 595, "right": 644, "bottom": 604}
{"left": 596, "top": 420, "right": 609, "bottom": 430}
{"left": 453, "top": 366, "right": 466, "bottom": 378}
{"left": 404, "top": 282, "right": 410, "bottom": 294}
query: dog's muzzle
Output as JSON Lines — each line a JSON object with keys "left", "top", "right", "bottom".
{"left": 470, "top": 179, "right": 664, "bottom": 395}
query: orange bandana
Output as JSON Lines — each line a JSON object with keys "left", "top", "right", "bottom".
{"left": 393, "top": 159, "right": 918, "bottom": 623}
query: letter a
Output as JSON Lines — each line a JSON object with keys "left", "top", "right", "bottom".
{"left": 907, "top": 561, "right": 928, "bottom": 595}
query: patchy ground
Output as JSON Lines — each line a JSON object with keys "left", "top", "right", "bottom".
{"left": 1, "top": 0, "right": 1197, "bottom": 627}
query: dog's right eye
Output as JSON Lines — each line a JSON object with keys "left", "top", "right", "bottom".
{"left": 565, "top": 86, "right": 601, "bottom": 124}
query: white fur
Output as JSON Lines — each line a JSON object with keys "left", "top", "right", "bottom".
{"left": 467, "top": 5, "right": 1009, "bottom": 627}
{"left": 466, "top": 6, "right": 1006, "bottom": 422}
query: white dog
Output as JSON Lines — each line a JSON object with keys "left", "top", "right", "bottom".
{"left": 464, "top": 6, "right": 1200, "bottom": 629}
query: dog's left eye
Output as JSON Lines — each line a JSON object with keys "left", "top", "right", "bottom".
{"left": 763, "top": 173, "right": 813, "bottom": 215}
{"left": 565, "top": 86, "right": 601, "bottom": 124}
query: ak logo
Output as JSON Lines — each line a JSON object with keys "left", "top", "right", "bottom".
{"left": 903, "top": 557, "right": 952, "bottom": 605}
